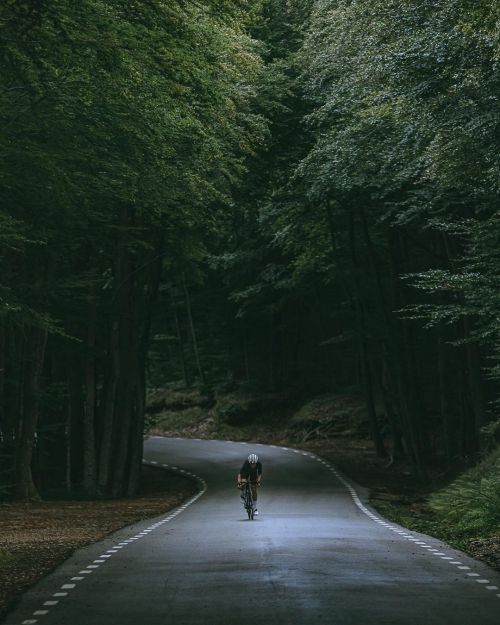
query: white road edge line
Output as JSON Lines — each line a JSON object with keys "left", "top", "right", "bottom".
{"left": 24, "top": 459, "right": 207, "bottom": 620}
{"left": 307, "top": 449, "right": 499, "bottom": 601}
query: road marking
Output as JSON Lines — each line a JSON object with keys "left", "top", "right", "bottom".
{"left": 24, "top": 459, "right": 208, "bottom": 621}
{"left": 310, "top": 449, "right": 500, "bottom": 600}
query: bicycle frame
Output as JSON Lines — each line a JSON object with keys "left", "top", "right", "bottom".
{"left": 241, "top": 481, "right": 255, "bottom": 520}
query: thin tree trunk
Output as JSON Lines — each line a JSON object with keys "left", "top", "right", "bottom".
{"left": 463, "top": 317, "right": 483, "bottom": 453}
{"left": 171, "top": 289, "right": 190, "bottom": 387}
{"left": 437, "top": 328, "right": 454, "bottom": 465}
{"left": 182, "top": 273, "right": 205, "bottom": 386}
{"left": 362, "top": 346, "right": 386, "bottom": 457}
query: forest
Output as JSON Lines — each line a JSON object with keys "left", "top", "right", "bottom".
{"left": 0, "top": 0, "right": 499, "bottom": 500}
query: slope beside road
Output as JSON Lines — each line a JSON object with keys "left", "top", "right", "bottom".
{"left": 3, "top": 436, "right": 500, "bottom": 625}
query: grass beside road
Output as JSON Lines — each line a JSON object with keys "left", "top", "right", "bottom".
{"left": 370, "top": 448, "right": 500, "bottom": 572}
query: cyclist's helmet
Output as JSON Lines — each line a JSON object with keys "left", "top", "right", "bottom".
{"left": 248, "top": 453, "right": 259, "bottom": 464}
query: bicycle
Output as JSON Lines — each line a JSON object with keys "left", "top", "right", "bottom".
{"left": 239, "top": 480, "right": 258, "bottom": 520}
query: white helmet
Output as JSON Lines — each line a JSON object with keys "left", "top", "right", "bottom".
{"left": 248, "top": 453, "right": 258, "bottom": 464}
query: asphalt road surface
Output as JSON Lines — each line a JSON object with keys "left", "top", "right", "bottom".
{"left": 4, "top": 437, "right": 500, "bottom": 625}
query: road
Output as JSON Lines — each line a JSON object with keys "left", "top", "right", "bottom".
{"left": 4, "top": 437, "right": 500, "bottom": 625}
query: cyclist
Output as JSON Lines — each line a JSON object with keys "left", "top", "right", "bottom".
{"left": 237, "top": 453, "right": 262, "bottom": 515}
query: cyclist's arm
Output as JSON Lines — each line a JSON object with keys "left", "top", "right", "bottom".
{"left": 237, "top": 473, "right": 246, "bottom": 486}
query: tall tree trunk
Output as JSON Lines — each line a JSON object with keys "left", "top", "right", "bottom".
{"left": 15, "top": 325, "right": 47, "bottom": 500}
{"left": 127, "top": 238, "right": 164, "bottom": 496}
{"left": 82, "top": 291, "right": 97, "bottom": 495}
{"left": 347, "top": 209, "right": 386, "bottom": 457}
{"left": 110, "top": 242, "right": 136, "bottom": 497}
{"left": 127, "top": 367, "right": 145, "bottom": 497}
{"left": 98, "top": 319, "right": 119, "bottom": 494}
{"left": 387, "top": 228, "right": 427, "bottom": 481}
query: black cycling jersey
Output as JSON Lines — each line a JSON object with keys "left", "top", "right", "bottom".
{"left": 239, "top": 460, "right": 262, "bottom": 482}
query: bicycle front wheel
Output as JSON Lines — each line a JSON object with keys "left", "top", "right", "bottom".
{"left": 244, "top": 486, "right": 254, "bottom": 520}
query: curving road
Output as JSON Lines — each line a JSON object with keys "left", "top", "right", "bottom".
{"left": 4, "top": 437, "right": 500, "bottom": 625}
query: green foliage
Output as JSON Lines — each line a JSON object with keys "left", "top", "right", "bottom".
{"left": 0, "top": 0, "right": 268, "bottom": 497}
{"left": 148, "top": 406, "right": 207, "bottom": 433}
{"left": 430, "top": 449, "right": 500, "bottom": 534}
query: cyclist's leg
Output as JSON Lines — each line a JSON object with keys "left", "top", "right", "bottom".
{"left": 251, "top": 483, "right": 257, "bottom": 503}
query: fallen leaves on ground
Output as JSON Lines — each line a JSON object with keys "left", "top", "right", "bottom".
{"left": 0, "top": 467, "right": 197, "bottom": 619}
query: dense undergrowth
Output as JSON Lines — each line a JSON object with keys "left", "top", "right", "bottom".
{"left": 371, "top": 448, "right": 500, "bottom": 567}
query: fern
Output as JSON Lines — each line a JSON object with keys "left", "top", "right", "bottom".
{"left": 430, "top": 449, "right": 500, "bottom": 534}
